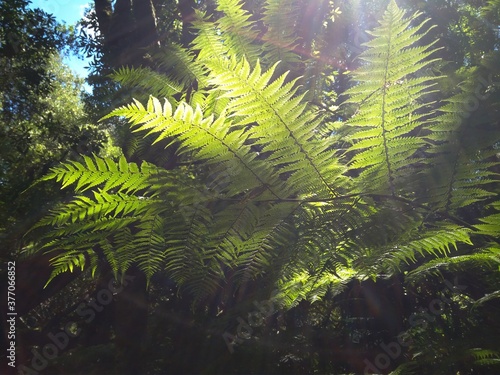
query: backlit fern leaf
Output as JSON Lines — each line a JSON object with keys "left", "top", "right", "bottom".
{"left": 231, "top": 202, "right": 300, "bottom": 282}
{"left": 34, "top": 192, "right": 158, "bottom": 232}
{"left": 29, "top": 0, "right": 499, "bottom": 312}
{"left": 475, "top": 201, "right": 500, "bottom": 237}
{"left": 344, "top": 0, "right": 441, "bottom": 196}
{"left": 41, "top": 154, "right": 161, "bottom": 194}
{"left": 208, "top": 57, "right": 346, "bottom": 197}
{"left": 45, "top": 250, "right": 90, "bottom": 287}
{"left": 163, "top": 203, "right": 223, "bottom": 300}
{"left": 215, "top": 0, "right": 260, "bottom": 65}
{"left": 381, "top": 225, "right": 472, "bottom": 270}
{"left": 192, "top": 12, "right": 232, "bottom": 66}
{"left": 275, "top": 270, "right": 348, "bottom": 310}
{"left": 104, "top": 97, "right": 286, "bottom": 199}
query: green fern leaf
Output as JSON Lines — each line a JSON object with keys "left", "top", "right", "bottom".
{"left": 343, "top": 0, "right": 441, "bottom": 196}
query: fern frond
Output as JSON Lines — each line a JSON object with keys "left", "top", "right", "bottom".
{"left": 192, "top": 11, "right": 232, "bottom": 65}
{"left": 383, "top": 225, "right": 472, "bottom": 269}
{"left": 215, "top": 0, "right": 260, "bottom": 65}
{"left": 475, "top": 201, "right": 500, "bottom": 236}
{"left": 159, "top": 197, "right": 224, "bottom": 300}
{"left": 45, "top": 249, "right": 92, "bottom": 287}
{"left": 41, "top": 154, "right": 162, "bottom": 194}
{"left": 166, "top": 239, "right": 223, "bottom": 301}
{"left": 189, "top": 88, "right": 230, "bottom": 118}
{"left": 208, "top": 57, "right": 346, "bottom": 197}
{"left": 104, "top": 96, "right": 289, "bottom": 198}
{"left": 276, "top": 270, "right": 348, "bottom": 309}
{"left": 346, "top": 220, "right": 473, "bottom": 276}
{"left": 34, "top": 192, "right": 159, "bottom": 233}
{"left": 230, "top": 201, "right": 300, "bottom": 282}
{"left": 343, "top": 0, "right": 441, "bottom": 195}
{"left": 111, "top": 66, "right": 182, "bottom": 100}
{"left": 152, "top": 42, "right": 209, "bottom": 89}
{"left": 406, "top": 247, "right": 500, "bottom": 283}
{"left": 131, "top": 215, "right": 168, "bottom": 285}
{"left": 31, "top": 0, "right": 498, "bottom": 312}
{"left": 482, "top": 0, "right": 500, "bottom": 19}
{"left": 260, "top": 0, "right": 301, "bottom": 69}
{"left": 470, "top": 348, "right": 500, "bottom": 366}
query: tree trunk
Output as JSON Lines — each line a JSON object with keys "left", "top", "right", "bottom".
{"left": 94, "top": 0, "right": 113, "bottom": 44}
{"left": 94, "top": 0, "right": 160, "bottom": 68}
{"left": 178, "top": 0, "right": 196, "bottom": 47}
{"left": 132, "top": 0, "right": 159, "bottom": 49}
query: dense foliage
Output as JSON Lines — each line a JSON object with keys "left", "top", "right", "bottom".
{"left": 0, "top": 0, "right": 109, "bottom": 250}
{"left": 2, "top": 1, "right": 500, "bottom": 374}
